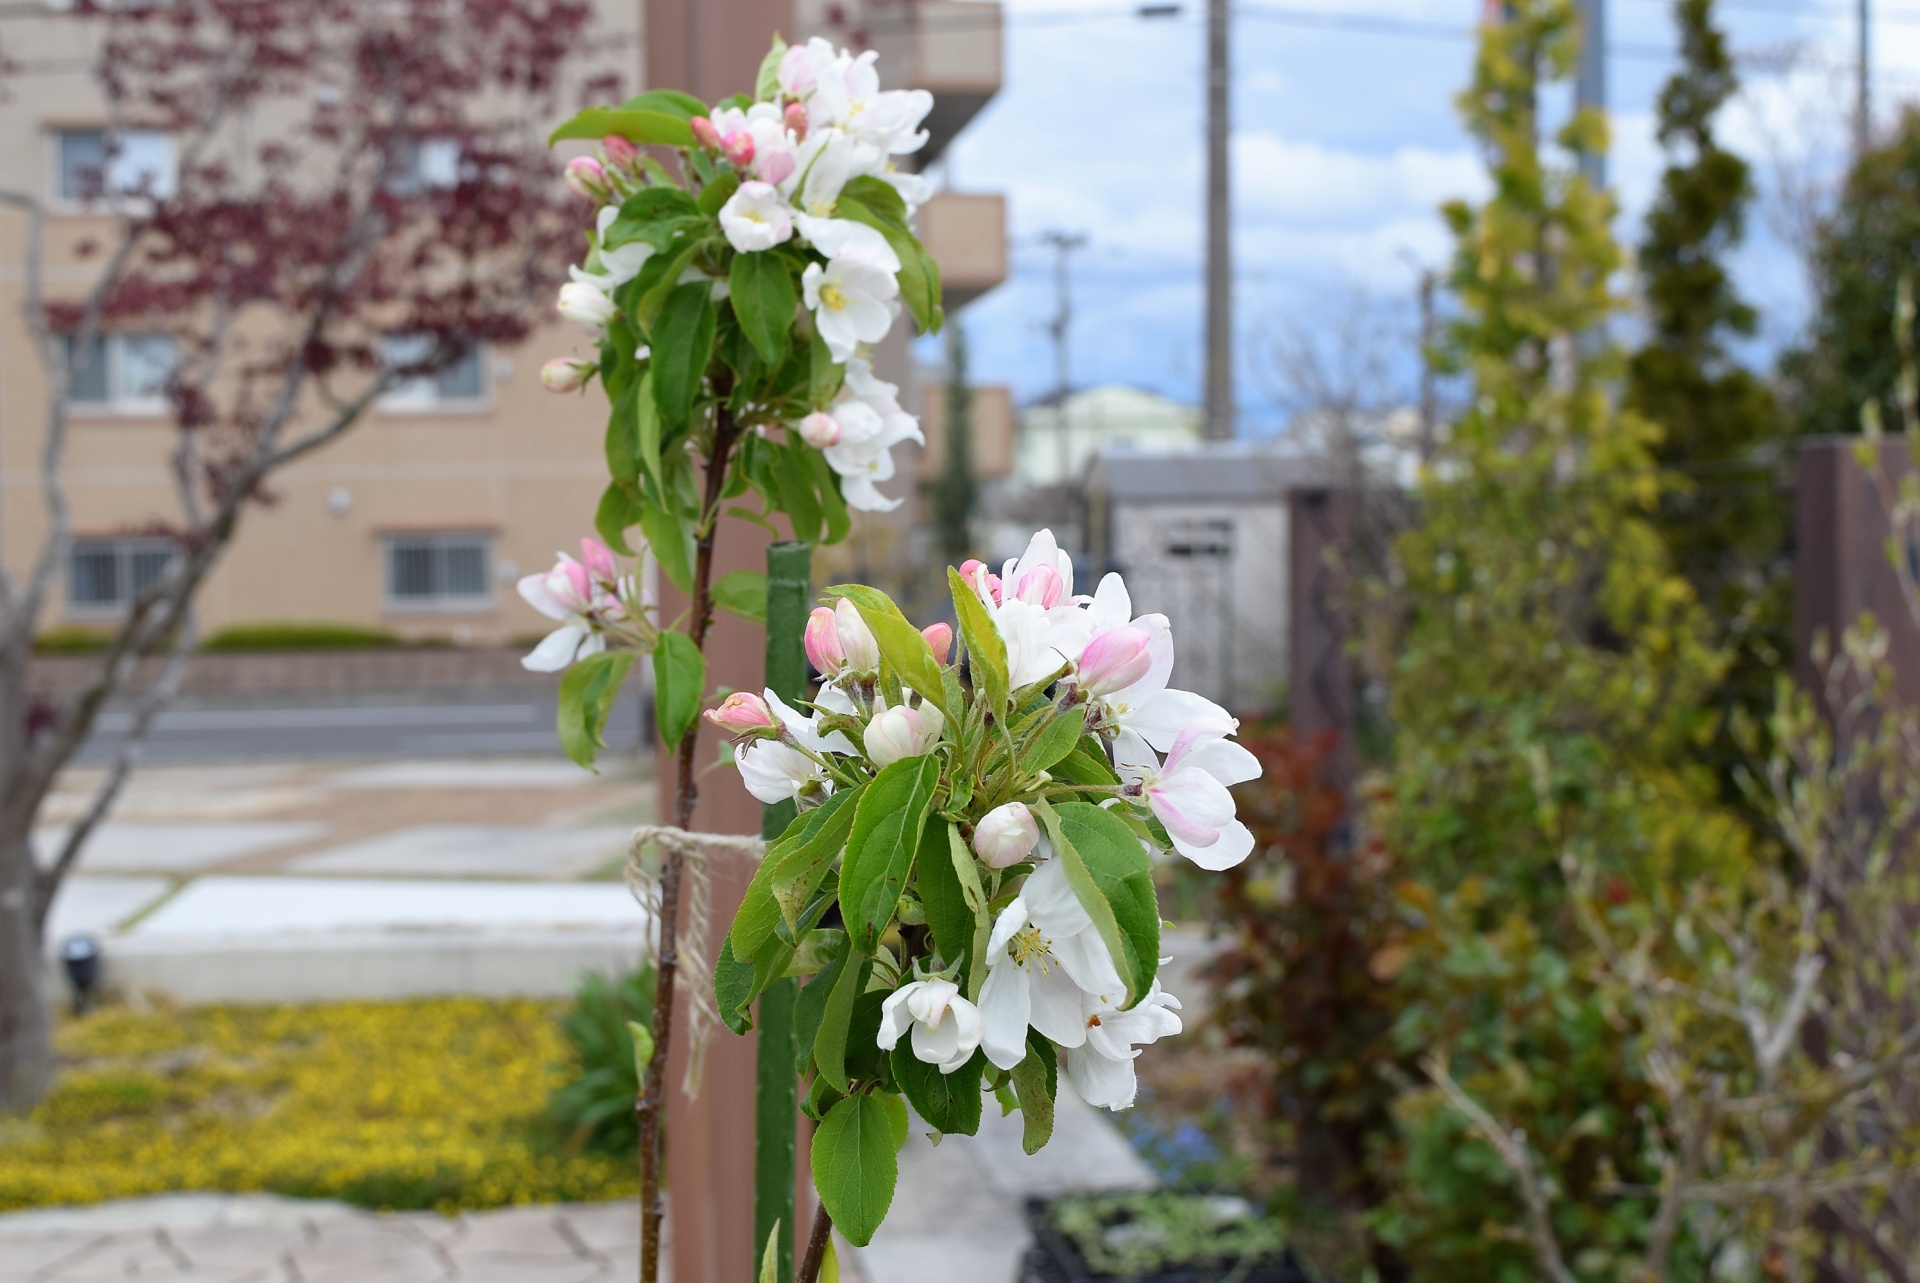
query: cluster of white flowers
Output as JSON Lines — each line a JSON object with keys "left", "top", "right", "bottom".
{"left": 542, "top": 38, "right": 933, "bottom": 513}
{"left": 705, "top": 530, "right": 1263, "bottom": 1111}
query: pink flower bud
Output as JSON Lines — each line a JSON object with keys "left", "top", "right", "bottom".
{"left": 864, "top": 703, "right": 940, "bottom": 767}
{"left": 601, "top": 135, "right": 640, "bottom": 171}
{"left": 1014, "top": 564, "right": 1064, "bottom": 609}
{"left": 705, "top": 691, "right": 777, "bottom": 736}
{"left": 720, "top": 131, "right": 756, "bottom": 170}
{"left": 920, "top": 622, "right": 953, "bottom": 664}
{"left": 1076, "top": 626, "right": 1154, "bottom": 698}
{"left": 835, "top": 598, "right": 881, "bottom": 673}
{"left": 564, "top": 156, "right": 611, "bottom": 203}
{"left": 757, "top": 146, "right": 797, "bottom": 188}
{"left": 540, "top": 357, "right": 594, "bottom": 393}
{"left": 783, "top": 101, "right": 809, "bottom": 142}
{"left": 690, "top": 116, "right": 723, "bottom": 151}
{"left": 797, "top": 411, "right": 841, "bottom": 448}
{"left": 805, "top": 606, "right": 846, "bottom": 674}
{"left": 958, "top": 559, "right": 1002, "bottom": 606}
{"left": 973, "top": 801, "right": 1040, "bottom": 869}
{"left": 579, "top": 537, "right": 618, "bottom": 585}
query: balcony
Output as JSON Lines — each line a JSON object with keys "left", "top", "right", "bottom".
{"left": 917, "top": 189, "right": 1006, "bottom": 311}
{"left": 919, "top": 383, "right": 1014, "bottom": 481}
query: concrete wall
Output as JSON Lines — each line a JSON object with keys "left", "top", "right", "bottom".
{"left": 1106, "top": 497, "right": 1288, "bottom": 715}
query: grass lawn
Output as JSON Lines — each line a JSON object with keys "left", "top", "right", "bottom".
{"left": 0, "top": 997, "right": 638, "bottom": 1214}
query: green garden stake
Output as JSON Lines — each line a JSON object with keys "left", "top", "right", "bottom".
{"left": 755, "top": 540, "right": 810, "bottom": 1283}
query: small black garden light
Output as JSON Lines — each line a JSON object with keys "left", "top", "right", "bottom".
{"left": 60, "top": 934, "right": 102, "bottom": 1014}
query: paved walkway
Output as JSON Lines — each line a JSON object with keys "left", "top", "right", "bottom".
{"left": 0, "top": 1194, "right": 642, "bottom": 1283}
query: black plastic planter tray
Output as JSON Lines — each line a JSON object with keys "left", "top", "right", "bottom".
{"left": 1020, "top": 1196, "right": 1320, "bottom": 1283}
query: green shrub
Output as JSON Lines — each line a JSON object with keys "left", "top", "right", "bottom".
{"left": 34, "top": 627, "right": 111, "bottom": 654}
{"left": 1045, "top": 1192, "right": 1296, "bottom": 1278}
{"left": 547, "top": 966, "right": 655, "bottom": 1157}
{"left": 201, "top": 621, "right": 402, "bottom": 651}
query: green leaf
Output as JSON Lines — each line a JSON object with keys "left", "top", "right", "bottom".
{"left": 628, "top": 237, "right": 705, "bottom": 332}
{"left": 712, "top": 569, "right": 769, "bottom": 623}
{"left": 839, "top": 755, "right": 943, "bottom": 953}
{"left": 771, "top": 442, "right": 824, "bottom": 545}
{"left": 731, "top": 786, "right": 864, "bottom": 959}
{"left": 651, "top": 281, "right": 717, "bottom": 433}
{"left": 795, "top": 933, "right": 850, "bottom": 1077}
{"left": 595, "top": 483, "right": 644, "bottom": 557}
{"left": 808, "top": 323, "right": 844, "bottom": 406}
{"left": 758, "top": 1219, "right": 782, "bottom": 1283}
{"left": 632, "top": 372, "right": 664, "bottom": 502}
{"left": 1036, "top": 800, "right": 1160, "bottom": 1004}
{"left": 839, "top": 176, "right": 910, "bottom": 223}
{"left": 715, "top": 936, "right": 759, "bottom": 1035}
{"left": 1009, "top": 1032, "right": 1056, "bottom": 1155}
{"left": 637, "top": 501, "right": 695, "bottom": 597}
{"left": 604, "top": 376, "right": 642, "bottom": 486}
{"left": 835, "top": 190, "right": 942, "bottom": 334}
{"left": 629, "top": 1020, "right": 656, "bottom": 1081}
{"left": 755, "top": 35, "right": 789, "bottom": 102}
{"left": 730, "top": 250, "right": 798, "bottom": 367}
{"left": 556, "top": 652, "right": 635, "bottom": 769}
{"left": 916, "top": 821, "right": 981, "bottom": 977}
{"left": 618, "top": 89, "right": 708, "bottom": 120}
{"left": 803, "top": 447, "right": 852, "bottom": 545}
{"left": 1051, "top": 736, "right": 1122, "bottom": 788}
{"left": 877, "top": 1092, "right": 909, "bottom": 1151}
{"left": 1021, "top": 705, "right": 1087, "bottom": 773}
{"left": 697, "top": 170, "right": 741, "bottom": 219}
{"left": 891, "top": 1045, "right": 984, "bottom": 1137}
{"left": 652, "top": 630, "right": 707, "bottom": 753}
{"left": 830, "top": 584, "right": 949, "bottom": 716}
{"left": 948, "top": 567, "right": 1009, "bottom": 714}
{"left": 550, "top": 106, "right": 695, "bottom": 149}
{"left": 814, "top": 952, "right": 871, "bottom": 1094}
{"left": 811, "top": 1093, "right": 899, "bottom": 1247}
{"left": 603, "top": 188, "right": 703, "bottom": 252}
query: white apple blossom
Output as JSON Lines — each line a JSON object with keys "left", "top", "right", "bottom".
{"left": 863, "top": 694, "right": 943, "bottom": 766}
{"left": 810, "top": 359, "right": 922, "bottom": 511}
{"left": 1064, "top": 981, "right": 1184, "bottom": 1111}
{"left": 1072, "top": 572, "right": 1238, "bottom": 765}
{"left": 517, "top": 539, "right": 631, "bottom": 672}
{"left": 802, "top": 251, "right": 898, "bottom": 362}
{"left": 960, "top": 530, "right": 1087, "bottom": 688}
{"left": 737, "top": 741, "right": 832, "bottom": 807}
{"left": 718, "top": 180, "right": 794, "bottom": 253}
{"left": 556, "top": 280, "right": 617, "bottom": 337}
{"left": 793, "top": 213, "right": 900, "bottom": 274}
{"left": 978, "top": 856, "right": 1127, "bottom": 1070}
{"left": 877, "top": 978, "right": 983, "bottom": 1074}
{"left": 1116, "top": 728, "right": 1261, "bottom": 870}
{"left": 569, "top": 206, "right": 654, "bottom": 293}
{"left": 708, "top": 101, "right": 798, "bottom": 187}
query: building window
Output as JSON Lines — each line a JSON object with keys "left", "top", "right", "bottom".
{"left": 385, "top": 137, "right": 464, "bottom": 196}
{"left": 54, "top": 128, "right": 176, "bottom": 203}
{"left": 68, "top": 537, "right": 176, "bottom": 614}
{"left": 1163, "top": 518, "right": 1234, "bottom": 559}
{"left": 64, "top": 333, "right": 177, "bottom": 413}
{"left": 378, "top": 334, "right": 486, "bottom": 409}
{"left": 384, "top": 533, "right": 493, "bottom": 610}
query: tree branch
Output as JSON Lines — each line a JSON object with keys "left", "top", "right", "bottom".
{"left": 1424, "top": 1054, "right": 1579, "bottom": 1283}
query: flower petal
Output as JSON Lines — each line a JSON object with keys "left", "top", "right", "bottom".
{"left": 1148, "top": 767, "right": 1235, "bottom": 846}
{"left": 1020, "top": 857, "right": 1093, "bottom": 939}
{"left": 977, "top": 961, "right": 1031, "bottom": 1070}
{"left": 1128, "top": 687, "right": 1237, "bottom": 752}
{"left": 521, "top": 624, "right": 587, "bottom": 672}
{"left": 1065, "top": 1045, "right": 1139, "bottom": 1111}
{"left": 1029, "top": 964, "right": 1089, "bottom": 1048}
{"left": 1173, "top": 817, "right": 1256, "bottom": 871}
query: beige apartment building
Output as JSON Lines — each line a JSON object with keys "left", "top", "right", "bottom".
{"left": 0, "top": 0, "right": 1008, "bottom": 647}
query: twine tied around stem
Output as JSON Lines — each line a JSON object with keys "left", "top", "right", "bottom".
{"left": 624, "top": 824, "right": 767, "bottom": 1099}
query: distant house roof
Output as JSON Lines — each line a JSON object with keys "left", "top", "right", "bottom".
{"left": 1088, "top": 441, "right": 1337, "bottom": 503}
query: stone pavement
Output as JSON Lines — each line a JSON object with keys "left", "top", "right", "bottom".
{"left": 0, "top": 1194, "right": 645, "bottom": 1283}
{"left": 37, "top": 757, "right": 657, "bottom": 1004}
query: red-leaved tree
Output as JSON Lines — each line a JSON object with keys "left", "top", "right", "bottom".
{"left": 0, "top": 0, "right": 595, "bottom": 1110}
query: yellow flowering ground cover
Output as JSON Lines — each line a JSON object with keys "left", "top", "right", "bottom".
{"left": 0, "top": 997, "right": 639, "bottom": 1213}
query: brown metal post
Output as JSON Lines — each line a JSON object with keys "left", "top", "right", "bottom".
{"left": 1287, "top": 487, "right": 1356, "bottom": 817}
{"left": 1793, "top": 437, "right": 1920, "bottom": 709}
{"left": 643, "top": 6, "right": 792, "bottom": 1281}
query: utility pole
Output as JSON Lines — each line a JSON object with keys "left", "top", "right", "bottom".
{"left": 1204, "top": 0, "right": 1233, "bottom": 441}
{"left": 1041, "top": 230, "right": 1087, "bottom": 487}
{"left": 1416, "top": 268, "right": 1438, "bottom": 465}
{"left": 1575, "top": 0, "right": 1606, "bottom": 188}
{"left": 1857, "top": 0, "right": 1872, "bottom": 156}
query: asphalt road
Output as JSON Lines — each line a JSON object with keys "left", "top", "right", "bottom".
{"left": 75, "top": 689, "right": 650, "bottom": 763}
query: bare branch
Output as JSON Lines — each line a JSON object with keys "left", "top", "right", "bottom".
{"left": 30, "top": 612, "right": 198, "bottom": 929}
{"left": 1423, "top": 1054, "right": 1580, "bottom": 1283}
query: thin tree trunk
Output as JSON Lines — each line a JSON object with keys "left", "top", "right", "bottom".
{"left": 0, "top": 830, "right": 53, "bottom": 1113}
{"left": 637, "top": 407, "right": 745, "bottom": 1283}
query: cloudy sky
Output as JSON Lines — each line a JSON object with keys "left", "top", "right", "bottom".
{"left": 930, "top": 0, "right": 1915, "bottom": 436}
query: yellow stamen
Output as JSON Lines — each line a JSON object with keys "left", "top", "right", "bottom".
{"left": 1009, "top": 925, "right": 1052, "bottom": 972}
{"left": 819, "top": 282, "right": 848, "bottom": 312}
